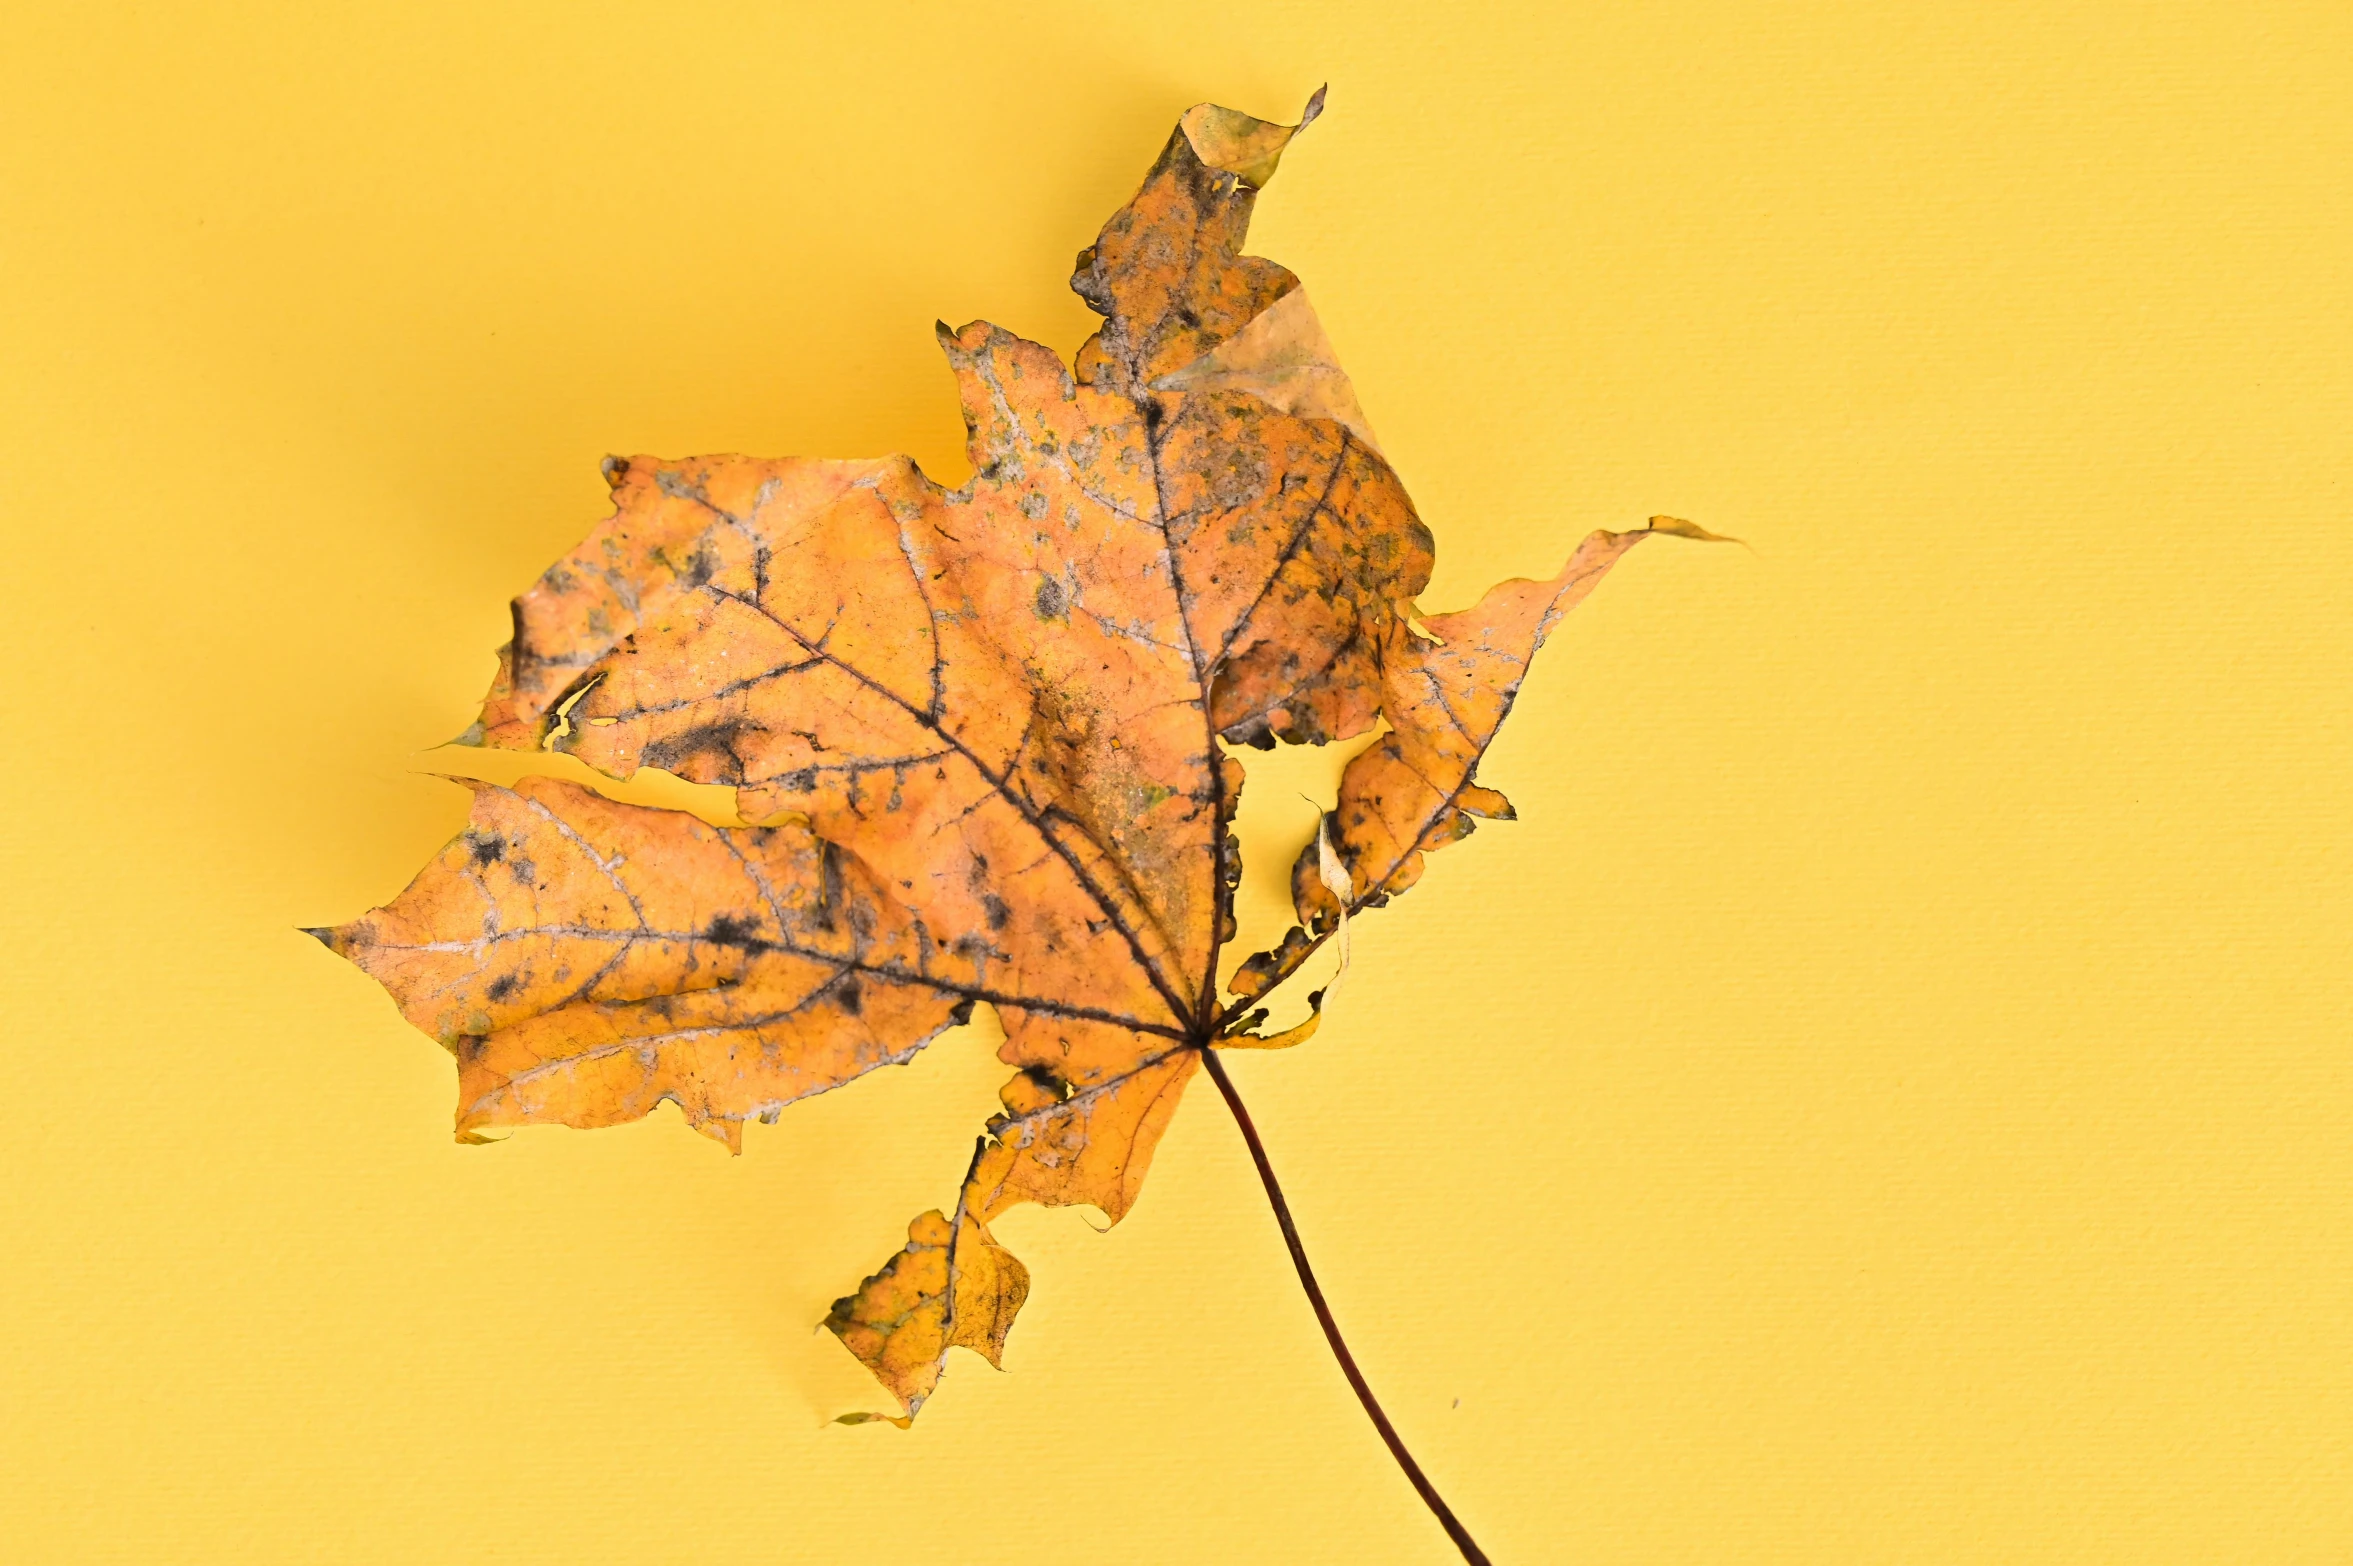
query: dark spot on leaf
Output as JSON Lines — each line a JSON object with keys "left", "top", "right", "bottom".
{"left": 1035, "top": 577, "right": 1066, "bottom": 619}
{"left": 485, "top": 973, "right": 519, "bottom": 1002}
{"left": 642, "top": 718, "right": 762, "bottom": 781}
{"left": 704, "top": 914, "right": 769, "bottom": 952}
{"left": 674, "top": 540, "right": 720, "bottom": 591}
{"left": 836, "top": 977, "right": 863, "bottom": 1015}
{"left": 817, "top": 840, "right": 844, "bottom": 932}
{"left": 467, "top": 834, "right": 505, "bottom": 866}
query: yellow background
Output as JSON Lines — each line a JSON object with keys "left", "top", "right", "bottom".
{"left": 4, "top": 3, "right": 2347, "bottom": 1560}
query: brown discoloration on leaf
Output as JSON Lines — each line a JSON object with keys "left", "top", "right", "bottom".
{"left": 966, "top": 1048, "right": 1200, "bottom": 1224}
{"left": 316, "top": 775, "right": 987, "bottom": 1149}
{"left": 825, "top": 1208, "right": 1029, "bottom": 1423}
{"left": 826, "top": 1048, "right": 1198, "bottom": 1417}
{"left": 1310, "top": 527, "right": 1652, "bottom": 918}
{"left": 315, "top": 97, "right": 1712, "bottom": 1425}
{"left": 1234, "top": 519, "right": 1723, "bottom": 1008}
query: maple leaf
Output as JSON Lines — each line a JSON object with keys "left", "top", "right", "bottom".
{"left": 311, "top": 91, "right": 1717, "bottom": 1558}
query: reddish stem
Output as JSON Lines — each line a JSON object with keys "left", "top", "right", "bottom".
{"left": 1199, "top": 1047, "right": 1493, "bottom": 1565}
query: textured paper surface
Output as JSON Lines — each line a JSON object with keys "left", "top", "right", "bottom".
{"left": 2, "top": 4, "right": 2347, "bottom": 1561}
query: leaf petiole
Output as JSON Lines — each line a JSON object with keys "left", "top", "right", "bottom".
{"left": 1199, "top": 1047, "right": 1492, "bottom": 1565}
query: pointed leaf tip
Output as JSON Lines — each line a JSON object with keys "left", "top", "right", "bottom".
{"left": 299, "top": 926, "right": 335, "bottom": 947}
{"left": 1646, "top": 515, "right": 1744, "bottom": 546}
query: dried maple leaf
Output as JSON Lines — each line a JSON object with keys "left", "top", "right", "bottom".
{"left": 311, "top": 92, "right": 1718, "bottom": 1561}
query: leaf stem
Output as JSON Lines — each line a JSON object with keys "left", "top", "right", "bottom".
{"left": 1199, "top": 1047, "right": 1493, "bottom": 1565}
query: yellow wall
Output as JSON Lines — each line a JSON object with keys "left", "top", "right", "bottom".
{"left": 4, "top": 3, "right": 2347, "bottom": 1560}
